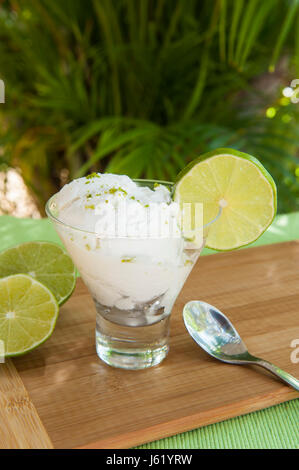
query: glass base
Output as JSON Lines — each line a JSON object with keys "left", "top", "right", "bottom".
{"left": 95, "top": 309, "right": 170, "bottom": 370}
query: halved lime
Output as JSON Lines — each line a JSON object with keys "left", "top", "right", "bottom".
{"left": 0, "top": 242, "right": 76, "bottom": 305}
{"left": 174, "top": 148, "right": 277, "bottom": 250}
{"left": 0, "top": 274, "right": 59, "bottom": 357}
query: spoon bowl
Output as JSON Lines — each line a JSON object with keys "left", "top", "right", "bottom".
{"left": 183, "top": 300, "right": 299, "bottom": 391}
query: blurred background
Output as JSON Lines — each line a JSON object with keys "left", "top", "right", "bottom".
{"left": 0, "top": 0, "right": 298, "bottom": 218}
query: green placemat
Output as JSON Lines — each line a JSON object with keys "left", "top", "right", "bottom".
{"left": 0, "top": 212, "right": 298, "bottom": 449}
{"left": 138, "top": 400, "right": 299, "bottom": 449}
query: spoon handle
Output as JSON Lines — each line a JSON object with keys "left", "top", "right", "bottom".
{"left": 252, "top": 357, "right": 299, "bottom": 392}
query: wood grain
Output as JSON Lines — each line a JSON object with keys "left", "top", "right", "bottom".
{"left": 0, "top": 360, "right": 53, "bottom": 449}
{"left": 8, "top": 241, "right": 299, "bottom": 448}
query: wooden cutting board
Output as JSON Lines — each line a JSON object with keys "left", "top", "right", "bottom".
{"left": 0, "top": 241, "right": 298, "bottom": 449}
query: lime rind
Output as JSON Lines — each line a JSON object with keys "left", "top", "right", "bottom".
{"left": 0, "top": 274, "right": 59, "bottom": 357}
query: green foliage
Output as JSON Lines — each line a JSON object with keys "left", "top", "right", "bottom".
{"left": 0, "top": 0, "right": 298, "bottom": 213}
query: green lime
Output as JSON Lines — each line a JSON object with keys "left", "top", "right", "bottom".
{"left": 0, "top": 242, "right": 76, "bottom": 305}
{"left": 0, "top": 274, "right": 59, "bottom": 357}
{"left": 174, "top": 148, "right": 277, "bottom": 250}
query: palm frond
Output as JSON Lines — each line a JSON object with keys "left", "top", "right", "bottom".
{"left": 0, "top": 0, "right": 298, "bottom": 214}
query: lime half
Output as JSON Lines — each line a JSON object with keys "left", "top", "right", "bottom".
{"left": 0, "top": 242, "right": 76, "bottom": 305}
{"left": 0, "top": 274, "right": 59, "bottom": 357}
{"left": 174, "top": 148, "right": 277, "bottom": 250}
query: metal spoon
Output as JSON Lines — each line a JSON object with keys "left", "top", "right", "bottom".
{"left": 183, "top": 300, "right": 299, "bottom": 391}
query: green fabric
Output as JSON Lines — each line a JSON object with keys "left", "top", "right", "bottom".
{"left": 0, "top": 212, "right": 298, "bottom": 449}
{"left": 138, "top": 400, "right": 299, "bottom": 449}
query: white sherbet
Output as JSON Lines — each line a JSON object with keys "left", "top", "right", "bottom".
{"left": 53, "top": 173, "right": 200, "bottom": 321}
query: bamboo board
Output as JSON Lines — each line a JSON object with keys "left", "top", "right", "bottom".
{"left": 1, "top": 241, "right": 299, "bottom": 448}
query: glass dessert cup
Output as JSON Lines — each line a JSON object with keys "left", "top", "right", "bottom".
{"left": 46, "top": 179, "right": 220, "bottom": 370}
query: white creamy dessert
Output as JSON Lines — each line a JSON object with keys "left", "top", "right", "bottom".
{"left": 51, "top": 173, "right": 202, "bottom": 325}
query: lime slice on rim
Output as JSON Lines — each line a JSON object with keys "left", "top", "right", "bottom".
{"left": 0, "top": 242, "right": 76, "bottom": 305}
{"left": 174, "top": 148, "right": 277, "bottom": 251}
{"left": 0, "top": 274, "right": 59, "bottom": 357}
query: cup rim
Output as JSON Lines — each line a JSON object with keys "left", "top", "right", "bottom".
{"left": 45, "top": 178, "right": 222, "bottom": 237}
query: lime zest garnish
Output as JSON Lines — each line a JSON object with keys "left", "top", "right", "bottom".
{"left": 86, "top": 172, "right": 100, "bottom": 179}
